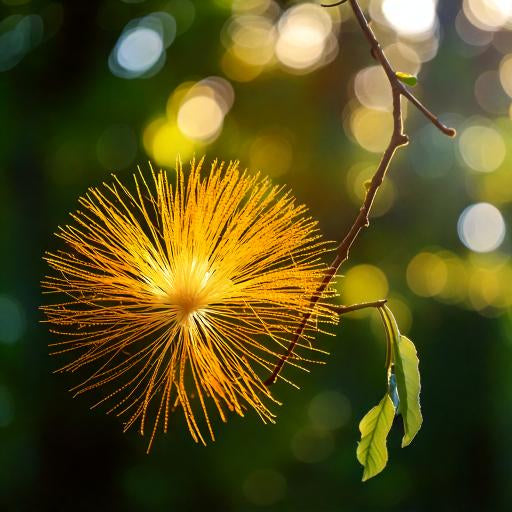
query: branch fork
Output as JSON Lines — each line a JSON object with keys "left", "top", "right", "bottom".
{"left": 265, "top": 0, "right": 455, "bottom": 386}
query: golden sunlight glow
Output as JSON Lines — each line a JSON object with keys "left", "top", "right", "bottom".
{"left": 458, "top": 124, "right": 506, "bottom": 173}
{"left": 436, "top": 252, "right": 468, "bottom": 304}
{"left": 249, "top": 130, "right": 293, "bottom": 177}
{"left": 226, "top": 15, "right": 276, "bottom": 67}
{"left": 176, "top": 78, "right": 234, "bottom": 142}
{"left": 42, "top": 159, "right": 337, "bottom": 449}
{"left": 221, "top": 50, "right": 265, "bottom": 82}
{"left": 468, "top": 267, "right": 500, "bottom": 310}
{"left": 499, "top": 54, "right": 512, "bottom": 98}
{"left": 144, "top": 118, "right": 196, "bottom": 166}
{"left": 354, "top": 66, "right": 392, "bottom": 111}
{"left": 143, "top": 78, "right": 235, "bottom": 164}
{"left": 381, "top": 0, "right": 437, "bottom": 38}
{"left": 464, "top": 0, "right": 512, "bottom": 31}
{"left": 385, "top": 42, "right": 422, "bottom": 74}
{"left": 341, "top": 264, "right": 389, "bottom": 312}
{"left": 406, "top": 252, "right": 448, "bottom": 297}
{"left": 231, "top": 0, "right": 273, "bottom": 14}
{"left": 177, "top": 95, "right": 224, "bottom": 141}
{"left": 275, "top": 3, "right": 334, "bottom": 72}
{"left": 350, "top": 107, "right": 394, "bottom": 153}
{"left": 386, "top": 296, "right": 413, "bottom": 333}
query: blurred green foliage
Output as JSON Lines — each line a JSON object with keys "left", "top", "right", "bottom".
{"left": 1, "top": 0, "right": 512, "bottom": 511}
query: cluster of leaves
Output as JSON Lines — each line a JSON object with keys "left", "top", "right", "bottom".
{"left": 356, "top": 305, "right": 422, "bottom": 481}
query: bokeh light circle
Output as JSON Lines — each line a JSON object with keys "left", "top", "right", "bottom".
{"left": 458, "top": 124, "right": 506, "bottom": 173}
{"left": 406, "top": 252, "right": 448, "bottom": 297}
{"left": 457, "top": 202, "right": 506, "bottom": 253}
{"left": 341, "top": 264, "right": 389, "bottom": 306}
{"left": 116, "top": 27, "right": 164, "bottom": 73}
{"left": 109, "top": 13, "right": 176, "bottom": 79}
{"left": 382, "top": 0, "right": 437, "bottom": 37}
{"left": 177, "top": 95, "right": 225, "bottom": 141}
{"left": 464, "top": 0, "right": 512, "bottom": 31}
{"left": 275, "top": 3, "right": 333, "bottom": 71}
{"left": 499, "top": 54, "right": 512, "bottom": 98}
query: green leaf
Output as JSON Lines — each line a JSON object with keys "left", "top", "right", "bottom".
{"left": 357, "top": 394, "right": 395, "bottom": 481}
{"left": 396, "top": 335, "right": 422, "bottom": 446}
{"left": 395, "top": 71, "right": 418, "bottom": 86}
{"left": 379, "top": 306, "right": 422, "bottom": 448}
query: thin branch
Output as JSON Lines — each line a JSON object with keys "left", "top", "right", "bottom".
{"left": 265, "top": 0, "right": 455, "bottom": 386}
{"left": 321, "top": 1, "right": 348, "bottom": 6}
{"left": 402, "top": 90, "right": 456, "bottom": 137}
{"left": 331, "top": 299, "right": 387, "bottom": 315}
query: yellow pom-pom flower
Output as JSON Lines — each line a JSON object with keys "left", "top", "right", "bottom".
{"left": 42, "top": 158, "right": 337, "bottom": 449}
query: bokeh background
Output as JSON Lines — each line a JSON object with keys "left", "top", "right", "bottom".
{"left": 1, "top": 0, "right": 512, "bottom": 510}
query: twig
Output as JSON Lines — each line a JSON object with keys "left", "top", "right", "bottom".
{"left": 321, "top": 1, "right": 348, "bottom": 6}
{"left": 331, "top": 299, "right": 387, "bottom": 315}
{"left": 265, "top": 0, "right": 455, "bottom": 386}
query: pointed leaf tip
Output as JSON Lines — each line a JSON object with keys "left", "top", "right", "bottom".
{"left": 357, "top": 394, "right": 395, "bottom": 481}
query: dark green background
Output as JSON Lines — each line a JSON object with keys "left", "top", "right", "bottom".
{"left": 1, "top": 0, "right": 512, "bottom": 510}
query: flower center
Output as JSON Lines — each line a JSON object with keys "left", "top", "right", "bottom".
{"left": 170, "top": 256, "right": 211, "bottom": 325}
